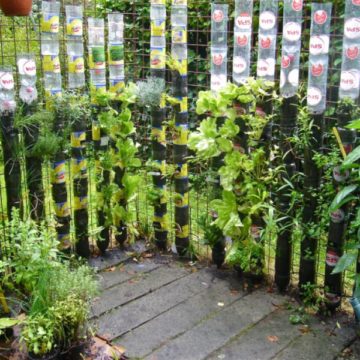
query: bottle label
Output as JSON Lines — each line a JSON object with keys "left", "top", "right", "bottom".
{"left": 344, "top": 18, "right": 360, "bottom": 40}
{"left": 236, "top": 12, "right": 252, "bottom": 31}
{"left": 326, "top": 250, "right": 340, "bottom": 267}
{"left": 41, "top": 14, "right": 60, "bottom": 33}
{"left": 52, "top": 160, "right": 66, "bottom": 184}
{"left": 68, "top": 56, "right": 85, "bottom": 74}
{"left": 307, "top": 87, "right": 322, "bottom": 106}
{"left": 0, "top": 72, "right": 14, "bottom": 90}
{"left": 150, "top": 48, "right": 166, "bottom": 69}
{"left": 42, "top": 55, "right": 61, "bottom": 74}
{"left": 340, "top": 70, "right": 360, "bottom": 91}
{"left": 67, "top": 17, "right": 83, "bottom": 37}
{"left": 330, "top": 209, "right": 345, "bottom": 223}
{"left": 309, "top": 35, "right": 329, "bottom": 55}
{"left": 212, "top": 10, "right": 224, "bottom": 23}
{"left": 235, "top": 33, "right": 249, "bottom": 47}
{"left": 283, "top": 22, "right": 302, "bottom": 42}
{"left": 259, "top": 11, "right": 276, "bottom": 30}
{"left": 314, "top": 9, "right": 328, "bottom": 25}
{"left": 109, "top": 45, "right": 124, "bottom": 65}
{"left": 233, "top": 56, "right": 247, "bottom": 74}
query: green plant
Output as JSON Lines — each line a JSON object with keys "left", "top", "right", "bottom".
{"left": 3, "top": 209, "right": 59, "bottom": 294}
{"left": 21, "top": 313, "right": 57, "bottom": 356}
{"left": 197, "top": 214, "right": 223, "bottom": 248}
{"left": 136, "top": 77, "right": 165, "bottom": 109}
{"left": 189, "top": 80, "right": 276, "bottom": 275}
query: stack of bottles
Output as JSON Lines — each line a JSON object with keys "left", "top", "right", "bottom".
{"left": 233, "top": 0, "right": 253, "bottom": 85}
{"left": 88, "top": 18, "right": 106, "bottom": 93}
{"left": 108, "top": 13, "right": 125, "bottom": 93}
{"left": 307, "top": 3, "right": 332, "bottom": 114}
{"left": 279, "top": 0, "right": 303, "bottom": 98}
{"left": 65, "top": 5, "right": 85, "bottom": 89}
{"left": 256, "top": 0, "right": 279, "bottom": 81}
{"left": 210, "top": 3, "right": 228, "bottom": 92}
{"left": 41, "top": 0, "right": 61, "bottom": 97}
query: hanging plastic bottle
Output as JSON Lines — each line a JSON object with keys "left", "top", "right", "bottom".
{"left": 0, "top": 66, "right": 16, "bottom": 114}
{"left": 17, "top": 53, "right": 38, "bottom": 105}
{"left": 210, "top": 3, "right": 228, "bottom": 92}
{"left": 233, "top": 0, "right": 254, "bottom": 84}
{"left": 279, "top": 0, "right": 303, "bottom": 98}
{"left": 339, "top": 1, "right": 360, "bottom": 100}
{"left": 307, "top": 3, "right": 332, "bottom": 114}
{"left": 256, "top": 0, "right": 279, "bottom": 82}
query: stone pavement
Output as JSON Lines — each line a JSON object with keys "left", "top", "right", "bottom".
{"left": 90, "top": 249, "right": 360, "bottom": 360}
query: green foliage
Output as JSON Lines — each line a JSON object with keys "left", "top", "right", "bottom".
{"left": 21, "top": 313, "right": 57, "bottom": 356}
{"left": 190, "top": 80, "right": 275, "bottom": 274}
{"left": 136, "top": 77, "right": 166, "bottom": 109}
{"left": 3, "top": 209, "right": 59, "bottom": 294}
{"left": 197, "top": 214, "right": 224, "bottom": 248}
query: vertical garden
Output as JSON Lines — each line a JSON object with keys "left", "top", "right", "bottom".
{"left": 1, "top": 0, "right": 360, "bottom": 357}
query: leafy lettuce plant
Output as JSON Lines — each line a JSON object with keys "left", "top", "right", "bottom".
{"left": 189, "top": 79, "right": 276, "bottom": 275}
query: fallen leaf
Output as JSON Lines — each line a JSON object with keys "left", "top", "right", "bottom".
{"left": 217, "top": 302, "right": 225, "bottom": 307}
{"left": 230, "top": 289, "right": 239, "bottom": 295}
{"left": 104, "top": 266, "right": 116, "bottom": 272}
{"left": 267, "top": 335, "right": 279, "bottom": 343}
{"left": 143, "top": 253, "right": 154, "bottom": 258}
{"left": 336, "top": 321, "right": 341, "bottom": 329}
{"left": 299, "top": 325, "right": 311, "bottom": 334}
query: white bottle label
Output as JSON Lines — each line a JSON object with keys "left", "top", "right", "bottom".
{"left": 259, "top": 11, "right": 276, "bottom": 31}
{"left": 345, "top": 18, "right": 360, "bottom": 40}
{"left": 309, "top": 35, "right": 329, "bottom": 55}
{"left": 283, "top": 22, "right": 302, "bottom": 42}
{"left": 233, "top": 56, "right": 247, "bottom": 74}
{"left": 307, "top": 87, "right": 322, "bottom": 106}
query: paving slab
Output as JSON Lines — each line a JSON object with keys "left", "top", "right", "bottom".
{"left": 144, "top": 289, "right": 285, "bottom": 360}
{"left": 92, "top": 264, "right": 189, "bottom": 317}
{"left": 271, "top": 313, "right": 357, "bottom": 360}
{"left": 206, "top": 309, "right": 302, "bottom": 360}
{"left": 94, "top": 267, "right": 217, "bottom": 340}
{"left": 117, "top": 272, "right": 245, "bottom": 358}
{"left": 89, "top": 249, "right": 130, "bottom": 271}
{"left": 99, "top": 260, "right": 161, "bottom": 290}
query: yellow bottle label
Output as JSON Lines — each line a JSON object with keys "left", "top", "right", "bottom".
{"left": 71, "top": 158, "right": 87, "bottom": 177}
{"left": 150, "top": 48, "right": 166, "bottom": 70}
{"left": 172, "top": 29, "right": 187, "bottom": 44}
{"left": 42, "top": 55, "right": 61, "bottom": 74}
{"left": 151, "top": 126, "right": 166, "bottom": 143}
{"left": 67, "top": 17, "right": 83, "bottom": 37}
{"left": 52, "top": 160, "right": 66, "bottom": 184}
{"left": 71, "top": 131, "right": 86, "bottom": 148}
{"left": 180, "top": 97, "right": 188, "bottom": 112}
{"left": 176, "top": 224, "right": 189, "bottom": 238}
{"left": 173, "top": 124, "right": 188, "bottom": 145}
{"left": 92, "top": 123, "right": 101, "bottom": 141}
{"left": 68, "top": 56, "right": 85, "bottom": 74}
{"left": 55, "top": 201, "right": 70, "bottom": 217}
{"left": 175, "top": 163, "right": 188, "bottom": 178}
{"left": 151, "top": 20, "right": 166, "bottom": 37}
{"left": 41, "top": 14, "right": 60, "bottom": 33}
{"left": 74, "top": 196, "right": 88, "bottom": 210}
{"left": 175, "top": 192, "right": 189, "bottom": 207}
{"left": 151, "top": 0, "right": 166, "bottom": 4}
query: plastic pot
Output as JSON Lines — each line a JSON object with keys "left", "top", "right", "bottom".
{"left": 0, "top": 0, "right": 32, "bottom": 16}
{"left": 28, "top": 348, "right": 60, "bottom": 360}
{"left": 212, "top": 241, "right": 225, "bottom": 269}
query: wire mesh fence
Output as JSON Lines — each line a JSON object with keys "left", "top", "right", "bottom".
{"left": 0, "top": 0, "right": 356, "bottom": 299}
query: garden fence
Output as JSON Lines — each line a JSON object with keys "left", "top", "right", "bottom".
{"left": 0, "top": 0, "right": 356, "bottom": 301}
